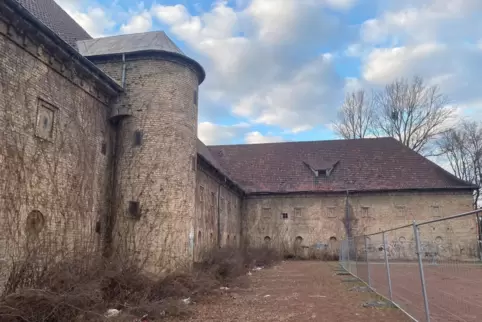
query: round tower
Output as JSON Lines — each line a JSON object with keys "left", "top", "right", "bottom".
{"left": 78, "top": 32, "right": 205, "bottom": 272}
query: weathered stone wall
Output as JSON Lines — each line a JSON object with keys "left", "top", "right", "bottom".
{"left": 194, "top": 164, "right": 242, "bottom": 261}
{"left": 245, "top": 191, "right": 475, "bottom": 259}
{"left": 93, "top": 57, "right": 200, "bottom": 273}
{"left": 0, "top": 14, "right": 113, "bottom": 285}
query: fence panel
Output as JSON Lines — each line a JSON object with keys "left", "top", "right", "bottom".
{"left": 340, "top": 209, "right": 482, "bottom": 322}
{"left": 417, "top": 211, "right": 482, "bottom": 322}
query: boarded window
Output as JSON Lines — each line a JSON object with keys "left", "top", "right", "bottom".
{"left": 361, "top": 206, "right": 370, "bottom": 218}
{"left": 35, "top": 100, "right": 56, "bottom": 140}
{"left": 294, "top": 208, "right": 303, "bottom": 218}
{"left": 327, "top": 207, "right": 337, "bottom": 218}
{"left": 262, "top": 208, "right": 271, "bottom": 219}
{"left": 395, "top": 206, "right": 406, "bottom": 218}
{"left": 431, "top": 205, "right": 441, "bottom": 218}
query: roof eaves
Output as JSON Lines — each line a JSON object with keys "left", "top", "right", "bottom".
{"left": 7, "top": 0, "right": 124, "bottom": 94}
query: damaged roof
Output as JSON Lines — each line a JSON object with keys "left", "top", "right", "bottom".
{"left": 207, "top": 137, "right": 476, "bottom": 194}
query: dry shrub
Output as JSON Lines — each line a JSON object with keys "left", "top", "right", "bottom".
{"left": 0, "top": 246, "right": 280, "bottom": 321}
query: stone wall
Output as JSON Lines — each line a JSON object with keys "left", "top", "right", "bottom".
{"left": 92, "top": 57, "right": 200, "bottom": 273}
{"left": 194, "top": 163, "right": 243, "bottom": 261}
{"left": 0, "top": 15, "right": 113, "bottom": 282}
{"left": 244, "top": 191, "right": 474, "bottom": 259}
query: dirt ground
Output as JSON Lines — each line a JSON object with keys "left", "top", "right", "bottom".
{"left": 169, "top": 261, "right": 411, "bottom": 322}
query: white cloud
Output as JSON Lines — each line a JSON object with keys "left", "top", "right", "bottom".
{"left": 244, "top": 131, "right": 284, "bottom": 144}
{"left": 153, "top": 1, "right": 351, "bottom": 132}
{"left": 198, "top": 122, "right": 250, "bottom": 145}
{"left": 120, "top": 11, "right": 152, "bottom": 34}
{"left": 55, "top": 1, "right": 115, "bottom": 37}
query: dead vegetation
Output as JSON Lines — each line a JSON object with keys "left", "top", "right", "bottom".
{"left": 0, "top": 246, "right": 281, "bottom": 322}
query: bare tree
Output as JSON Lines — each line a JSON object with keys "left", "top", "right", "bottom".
{"left": 437, "top": 121, "right": 482, "bottom": 208}
{"left": 334, "top": 90, "right": 374, "bottom": 139}
{"left": 334, "top": 77, "right": 455, "bottom": 156}
{"left": 372, "top": 76, "right": 454, "bottom": 154}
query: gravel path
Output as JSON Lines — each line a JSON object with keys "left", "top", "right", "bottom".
{"left": 172, "top": 261, "right": 411, "bottom": 322}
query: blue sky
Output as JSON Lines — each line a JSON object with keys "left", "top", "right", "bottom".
{"left": 56, "top": 0, "right": 482, "bottom": 145}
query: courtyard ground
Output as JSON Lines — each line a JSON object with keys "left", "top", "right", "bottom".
{"left": 168, "top": 261, "right": 411, "bottom": 322}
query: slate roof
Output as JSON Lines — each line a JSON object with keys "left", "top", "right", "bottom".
{"left": 16, "top": 0, "right": 92, "bottom": 48}
{"left": 77, "top": 32, "right": 184, "bottom": 57}
{"left": 207, "top": 137, "right": 476, "bottom": 194}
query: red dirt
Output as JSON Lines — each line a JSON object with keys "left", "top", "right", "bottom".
{"left": 168, "top": 261, "right": 410, "bottom": 322}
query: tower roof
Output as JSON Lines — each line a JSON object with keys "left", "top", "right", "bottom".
{"left": 77, "top": 31, "right": 185, "bottom": 57}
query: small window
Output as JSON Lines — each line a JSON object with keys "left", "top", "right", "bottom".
{"left": 194, "top": 89, "right": 198, "bottom": 105}
{"left": 281, "top": 213, "right": 288, "bottom": 219}
{"left": 128, "top": 201, "right": 140, "bottom": 219}
{"left": 133, "top": 130, "right": 143, "bottom": 146}
{"left": 395, "top": 205, "right": 405, "bottom": 218}
{"left": 220, "top": 198, "right": 225, "bottom": 212}
{"left": 294, "top": 208, "right": 302, "bottom": 218}
{"left": 361, "top": 206, "right": 369, "bottom": 218}
{"left": 211, "top": 192, "right": 216, "bottom": 207}
{"left": 431, "top": 205, "right": 441, "bottom": 219}
{"left": 262, "top": 207, "right": 271, "bottom": 219}
{"left": 95, "top": 221, "right": 101, "bottom": 234}
{"left": 191, "top": 155, "right": 196, "bottom": 171}
{"left": 199, "top": 186, "right": 204, "bottom": 203}
{"left": 327, "top": 207, "right": 336, "bottom": 218}
{"left": 101, "top": 142, "right": 107, "bottom": 155}
{"left": 264, "top": 236, "right": 271, "bottom": 245}
{"left": 26, "top": 210, "right": 46, "bottom": 236}
{"left": 228, "top": 201, "right": 231, "bottom": 216}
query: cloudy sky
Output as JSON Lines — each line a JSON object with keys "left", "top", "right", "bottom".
{"left": 56, "top": 0, "right": 482, "bottom": 145}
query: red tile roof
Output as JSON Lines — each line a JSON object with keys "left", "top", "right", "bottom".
{"left": 206, "top": 137, "right": 476, "bottom": 194}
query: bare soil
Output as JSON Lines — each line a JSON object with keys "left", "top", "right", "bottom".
{"left": 168, "top": 261, "right": 411, "bottom": 322}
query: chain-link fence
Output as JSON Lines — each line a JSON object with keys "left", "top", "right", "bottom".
{"left": 340, "top": 209, "right": 482, "bottom": 322}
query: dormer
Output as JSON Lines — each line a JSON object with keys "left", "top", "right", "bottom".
{"left": 303, "top": 160, "right": 339, "bottom": 177}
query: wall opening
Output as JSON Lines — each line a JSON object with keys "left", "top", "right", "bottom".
{"left": 133, "top": 130, "right": 143, "bottom": 146}
{"left": 198, "top": 231, "right": 202, "bottom": 243}
{"left": 128, "top": 201, "right": 140, "bottom": 219}
{"left": 26, "top": 210, "right": 45, "bottom": 236}
{"left": 295, "top": 236, "right": 303, "bottom": 244}
{"left": 227, "top": 235, "right": 230, "bottom": 244}
{"left": 282, "top": 213, "right": 288, "bottom": 219}
{"left": 233, "top": 235, "right": 236, "bottom": 244}
{"left": 329, "top": 236, "right": 337, "bottom": 241}
{"left": 264, "top": 236, "right": 271, "bottom": 246}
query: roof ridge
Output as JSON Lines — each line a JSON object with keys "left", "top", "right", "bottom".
{"left": 207, "top": 137, "right": 396, "bottom": 148}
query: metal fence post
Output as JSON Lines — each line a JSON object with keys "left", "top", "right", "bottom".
{"left": 364, "top": 236, "right": 371, "bottom": 287}
{"left": 382, "top": 232, "right": 393, "bottom": 300}
{"left": 413, "top": 221, "right": 431, "bottom": 322}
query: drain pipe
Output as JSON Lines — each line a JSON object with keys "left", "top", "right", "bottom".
{"left": 121, "top": 53, "right": 126, "bottom": 88}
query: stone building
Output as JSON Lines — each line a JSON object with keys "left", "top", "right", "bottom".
{"left": 0, "top": 0, "right": 477, "bottom": 277}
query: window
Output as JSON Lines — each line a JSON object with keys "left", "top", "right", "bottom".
{"left": 35, "top": 100, "right": 56, "bottom": 140}
{"left": 361, "top": 206, "right": 370, "bottom": 218}
{"left": 281, "top": 212, "right": 288, "bottom": 219}
{"left": 133, "top": 130, "right": 143, "bottom": 146}
{"left": 220, "top": 198, "right": 225, "bottom": 213}
{"left": 327, "top": 207, "right": 337, "bottom": 218}
{"left": 95, "top": 221, "right": 101, "bottom": 234}
{"left": 294, "top": 208, "right": 303, "bottom": 218}
{"left": 431, "top": 205, "right": 441, "bottom": 218}
{"left": 26, "top": 210, "right": 45, "bottom": 236}
{"left": 128, "top": 201, "right": 141, "bottom": 219}
{"left": 101, "top": 142, "right": 107, "bottom": 155}
{"left": 395, "top": 205, "right": 405, "bottom": 218}
{"left": 262, "top": 208, "right": 271, "bottom": 219}
{"left": 228, "top": 201, "right": 231, "bottom": 216}
{"left": 199, "top": 186, "right": 204, "bottom": 204}
{"left": 211, "top": 192, "right": 216, "bottom": 207}
{"left": 193, "top": 89, "right": 198, "bottom": 105}
{"left": 191, "top": 156, "right": 196, "bottom": 171}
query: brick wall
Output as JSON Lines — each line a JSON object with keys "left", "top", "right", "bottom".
{"left": 244, "top": 191, "right": 474, "bottom": 258}
{"left": 0, "top": 18, "right": 113, "bottom": 287}
{"left": 93, "top": 57, "right": 200, "bottom": 273}
{"left": 194, "top": 163, "right": 242, "bottom": 261}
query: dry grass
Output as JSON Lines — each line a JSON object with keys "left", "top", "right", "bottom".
{"left": 0, "top": 246, "right": 281, "bottom": 321}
